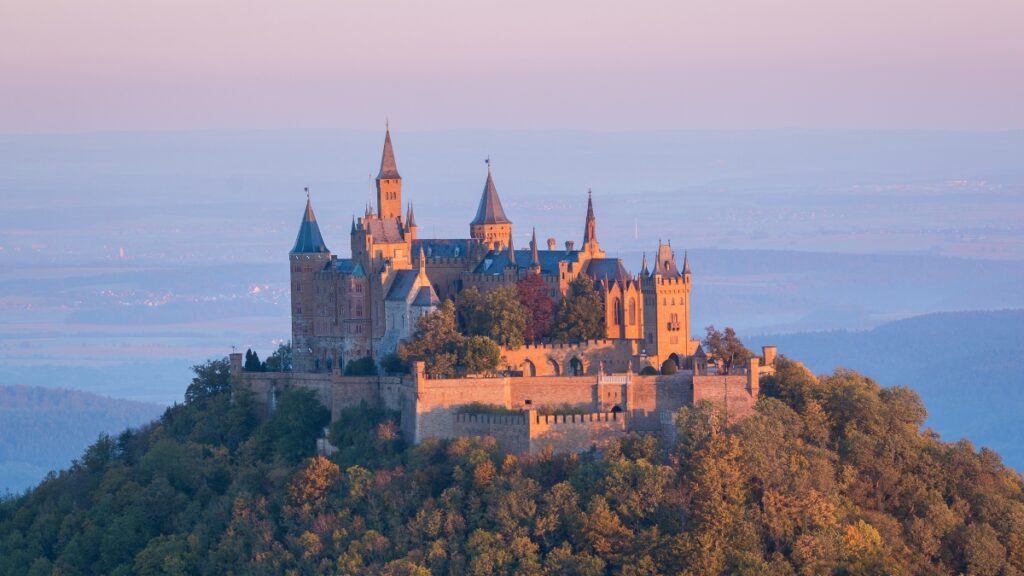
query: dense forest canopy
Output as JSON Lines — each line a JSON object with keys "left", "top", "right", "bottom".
{"left": 2, "top": 357, "right": 1022, "bottom": 575}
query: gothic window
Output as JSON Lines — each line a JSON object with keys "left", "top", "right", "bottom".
{"left": 628, "top": 298, "right": 637, "bottom": 325}
{"left": 613, "top": 298, "right": 622, "bottom": 325}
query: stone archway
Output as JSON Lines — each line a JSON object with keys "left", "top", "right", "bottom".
{"left": 546, "top": 358, "right": 561, "bottom": 376}
{"left": 522, "top": 359, "right": 537, "bottom": 377}
{"left": 569, "top": 356, "right": 584, "bottom": 376}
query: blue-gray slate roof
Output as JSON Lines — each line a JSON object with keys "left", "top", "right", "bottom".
{"left": 291, "top": 199, "right": 330, "bottom": 254}
{"left": 471, "top": 171, "right": 511, "bottom": 225}
{"left": 584, "top": 258, "right": 632, "bottom": 284}
{"left": 411, "top": 286, "right": 440, "bottom": 307}
{"left": 472, "top": 249, "right": 580, "bottom": 276}
{"left": 413, "top": 239, "right": 473, "bottom": 259}
{"left": 385, "top": 270, "right": 421, "bottom": 301}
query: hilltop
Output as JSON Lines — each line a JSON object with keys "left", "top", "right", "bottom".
{"left": 2, "top": 358, "right": 1022, "bottom": 575}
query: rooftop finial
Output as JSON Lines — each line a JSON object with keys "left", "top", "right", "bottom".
{"left": 305, "top": 186, "right": 310, "bottom": 200}
{"left": 485, "top": 155, "right": 491, "bottom": 173}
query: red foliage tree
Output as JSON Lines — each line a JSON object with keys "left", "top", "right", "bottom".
{"left": 517, "top": 272, "right": 555, "bottom": 342}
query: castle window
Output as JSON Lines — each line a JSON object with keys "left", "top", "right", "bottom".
{"left": 628, "top": 299, "right": 637, "bottom": 325}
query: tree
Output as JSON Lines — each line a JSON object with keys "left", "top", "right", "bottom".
{"left": 401, "top": 300, "right": 464, "bottom": 377}
{"left": 344, "top": 356, "right": 378, "bottom": 376}
{"left": 184, "top": 358, "right": 232, "bottom": 404}
{"left": 380, "top": 352, "right": 409, "bottom": 374}
{"left": 660, "top": 359, "right": 678, "bottom": 375}
{"left": 553, "top": 274, "right": 606, "bottom": 342}
{"left": 457, "top": 285, "right": 530, "bottom": 349}
{"left": 254, "top": 387, "right": 330, "bottom": 463}
{"left": 264, "top": 342, "right": 293, "bottom": 372}
{"left": 703, "top": 325, "right": 754, "bottom": 374}
{"left": 518, "top": 273, "right": 555, "bottom": 342}
{"left": 460, "top": 335, "right": 501, "bottom": 375}
{"left": 244, "top": 349, "right": 263, "bottom": 372}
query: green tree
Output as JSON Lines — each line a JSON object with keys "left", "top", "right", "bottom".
{"left": 402, "top": 300, "right": 464, "bottom": 377}
{"left": 344, "top": 356, "right": 378, "bottom": 376}
{"left": 264, "top": 342, "right": 293, "bottom": 372}
{"left": 253, "top": 387, "right": 330, "bottom": 463}
{"left": 458, "top": 285, "right": 529, "bottom": 349}
{"left": 517, "top": 273, "right": 555, "bottom": 342}
{"left": 553, "top": 274, "right": 606, "bottom": 342}
{"left": 703, "top": 325, "right": 754, "bottom": 374}
{"left": 380, "top": 352, "right": 409, "bottom": 374}
{"left": 184, "top": 357, "right": 232, "bottom": 404}
{"left": 460, "top": 335, "right": 501, "bottom": 375}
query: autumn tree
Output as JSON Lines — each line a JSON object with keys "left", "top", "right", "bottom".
{"left": 517, "top": 272, "right": 555, "bottom": 342}
{"left": 457, "top": 285, "right": 530, "bottom": 349}
{"left": 703, "top": 325, "right": 754, "bottom": 374}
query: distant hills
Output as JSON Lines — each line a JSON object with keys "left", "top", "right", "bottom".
{"left": 749, "top": 309, "right": 1024, "bottom": 469}
{"left": 0, "top": 385, "right": 164, "bottom": 494}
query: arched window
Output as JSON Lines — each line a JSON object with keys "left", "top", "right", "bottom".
{"left": 628, "top": 298, "right": 637, "bottom": 325}
{"left": 613, "top": 298, "right": 622, "bottom": 325}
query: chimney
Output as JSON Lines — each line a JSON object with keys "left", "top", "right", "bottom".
{"left": 547, "top": 238, "right": 556, "bottom": 250}
{"left": 565, "top": 240, "right": 575, "bottom": 251}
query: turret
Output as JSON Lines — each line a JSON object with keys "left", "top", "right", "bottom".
{"left": 470, "top": 159, "right": 513, "bottom": 249}
{"left": 290, "top": 190, "right": 331, "bottom": 372}
{"left": 376, "top": 127, "right": 402, "bottom": 219}
{"left": 530, "top": 227, "right": 541, "bottom": 273}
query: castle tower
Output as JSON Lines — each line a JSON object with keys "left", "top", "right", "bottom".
{"left": 290, "top": 191, "right": 331, "bottom": 372}
{"left": 470, "top": 162, "right": 512, "bottom": 250}
{"left": 376, "top": 128, "right": 402, "bottom": 219}
{"left": 581, "top": 189, "right": 606, "bottom": 258}
{"left": 641, "top": 241, "right": 692, "bottom": 368}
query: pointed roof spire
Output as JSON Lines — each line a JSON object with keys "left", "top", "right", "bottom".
{"left": 418, "top": 243, "right": 427, "bottom": 274}
{"left": 530, "top": 227, "right": 540, "bottom": 268}
{"left": 471, "top": 160, "right": 512, "bottom": 225}
{"left": 291, "top": 191, "right": 329, "bottom": 254}
{"left": 377, "top": 127, "right": 401, "bottom": 180}
{"left": 351, "top": 215, "right": 357, "bottom": 233}
{"left": 683, "top": 251, "right": 691, "bottom": 274}
{"left": 507, "top": 236, "right": 517, "bottom": 266}
{"left": 641, "top": 252, "right": 649, "bottom": 275}
{"left": 405, "top": 203, "right": 417, "bottom": 228}
{"left": 583, "top": 188, "right": 598, "bottom": 247}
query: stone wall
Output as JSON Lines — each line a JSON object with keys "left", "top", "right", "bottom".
{"left": 498, "top": 339, "right": 639, "bottom": 376}
{"left": 529, "top": 411, "right": 626, "bottom": 454}
{"left": 453, "top": 412, "right": 531, "bottom": 454}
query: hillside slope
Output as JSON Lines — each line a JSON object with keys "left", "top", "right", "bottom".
{"left": 749, "top": 309, "right": 1024, "bottom": 468}
{"left": 0, "top": 385, "right": 164, "bottom": 494}
{"left": 2, "top": 360, "right": 1023, "bottom": 575}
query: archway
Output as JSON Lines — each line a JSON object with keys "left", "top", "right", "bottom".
{"left": 546, "top": 358, "right": 561, "bottom": 376}
{"left": 569, "top": 356, "right": 583, "bottom": 376}
{"left": 523, "top": 359, "right": 537, "bottom": 377}
{"left": 610, "top": 404, "right": 623, "bottom": 414}
{"left": 668, "top": 353, "right": 681, "bottom": 368}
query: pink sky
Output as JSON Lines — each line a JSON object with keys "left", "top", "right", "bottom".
{"left": 1, "top": 0, "right": 1022, "bottom": 133}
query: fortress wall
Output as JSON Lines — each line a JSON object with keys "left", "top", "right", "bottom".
{"left": 529, "top": 411, "right": 627, "bottom": 454}
{"left": 627, "top": 373, "right": 693, "bottom": 432}
{"left": 499, "top": 339, "right": 638, "bottom": 376}
{"left": 507, "top": 376, "right": 599, "bottom": 411}
{"left": 692, "top": 374, "right": 758, "bottom": 422}
{"left": 413, "top": 376, "right": 511, "bottom": 443}
{"left": 237, "top": 372, "right": 389, "bottom": 421}
{"left": 453, "top": 413, "right": 530, "bottom": 454}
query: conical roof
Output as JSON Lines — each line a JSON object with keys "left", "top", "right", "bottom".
{"left": 471, "top": 169, "right": 511, "bottom": 225}
{"left": 291, "top": 197, "right": 330, "bottom": 254}
{"left": 583, "top": 189, "right": 598, "bottom": 245}
{"left": 377, "top": 129, "right": 401, "bottom": 180}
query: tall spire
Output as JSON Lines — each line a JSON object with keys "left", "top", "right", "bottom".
{"left": 377, "top": 127, "right": 401, "bottom": 180}
{"left": 582, "top": 188, "right": 600, "bottom": 253}
{"left": 351, "top": 215, "right": 356, "bottom": 233}
{"left": 530, "top": 227, "right": 540, "bottom": 268}
{"left": 641, "top": 252, "right": 649, "bottom": 276}
{"left": 405, "top": 203, "right": 417, "bottom": 228}
{"left": 507, "top": 236, "right": 517, "bottom": 266}
{"left": 418, "top": 243, "right": 427, "bottom": 276}
{"left": 291, "top": 191, "right": 329, "bottom": 254}
{"left": 683, "top": 251, "right": 691, "bottom": 275}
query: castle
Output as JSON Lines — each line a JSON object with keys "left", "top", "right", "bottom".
{"left": 289, "top": 128, "right": 699, "bottom": 374}
{"left": 235, "top": 129, "right": 774, "bottom": 454}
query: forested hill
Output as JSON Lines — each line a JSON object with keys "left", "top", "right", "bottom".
{"left": 748, "top": 309, "right": 1024, "bottom": 468}
{"left": 0, "top": 385, "right": 164, "bottom": 495}
{"left": 2, "top": 360, "right": 1024, "bottom": 575}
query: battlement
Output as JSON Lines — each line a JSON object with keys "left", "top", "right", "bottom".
{"left": 453, "top": 409, "right": 626, "bottom": 454}
{"left": 533, "top": 411, "right": 621, "bottom": 425}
